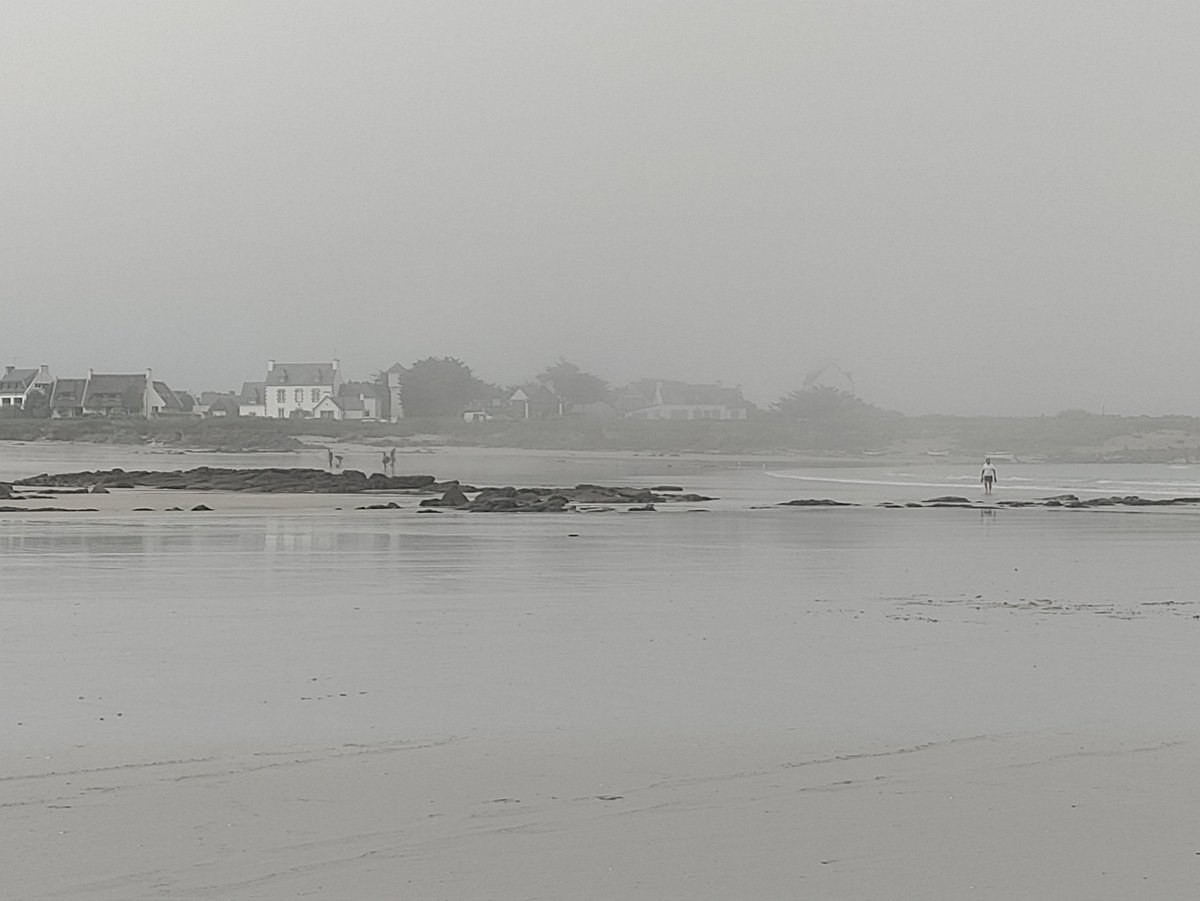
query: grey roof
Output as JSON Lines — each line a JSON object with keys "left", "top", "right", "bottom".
{"left": 239, "top": 381, "right": 266, "bottom": 404}
{"left": 152, "top": 381, "right": 186, "bottom": 411}
{"left": 0, "top": 368, "right": 38, "bottom": 393}
{"left": 50, "top": 378, "right": 88, "bottom": 408}
{"left": 339, "top": 381, "right": 381, "bottom": 398}
{"left": 621, "top": 380, "right": 748, "bottom": 410}
{"left": 266, "top": 363, "right": 337, "bottom": 386}
{"left": 83, "top": 374, "right": 146, "bottom": 410}
{"left": 657, "top": 381, "right": 747, "bottom": 407}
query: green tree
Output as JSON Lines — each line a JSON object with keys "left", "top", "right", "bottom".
{"left": 772, "top": 385, "right": 872, "bottom": 420}
{"left": 395, "top": 357, "right": 488, "bottom": 418}
{"left": 536, "top": 359, "right": 610, "bottom": 406}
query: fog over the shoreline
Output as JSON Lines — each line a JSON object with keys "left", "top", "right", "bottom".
{"left": 4, "top": 3, "right": 1199, "bottom": 416}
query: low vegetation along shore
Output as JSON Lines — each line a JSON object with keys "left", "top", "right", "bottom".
{"left": 4, "top": 408, "right": 1200, "bottom": 462}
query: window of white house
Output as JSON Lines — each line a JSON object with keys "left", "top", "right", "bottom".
{"left": 311, "top": 388, "right": 321, "bottom": 403}
{"left": 294, "top": 389, "right": 303, "bottom": 403}
{"left": 276, "top": 389, "right": 286, "bottom": 403}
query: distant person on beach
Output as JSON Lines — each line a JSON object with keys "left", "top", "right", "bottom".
{"left": 388, "top": 448, "right": 397, "bottom": 474}
{"left": 381, "top": 452, "right": 389, "bottom": 473}
{"left": 981, "top": 458, "right": 997, "bottom": 495}
{"left": 334, "top": 454, "right": 344, "bottom": 470}
{"left": 326, "top": 448, "right": 334, "bottom": 470}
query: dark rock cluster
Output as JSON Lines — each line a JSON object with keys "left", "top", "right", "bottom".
{"left": 16, "top": 467, "right": 449, "bottom": 494}
{"left": 778, "top": 499, "right": 858, "bottom": 507}
{"left": 420, "top": 483, "right": 714, "bottom": 512}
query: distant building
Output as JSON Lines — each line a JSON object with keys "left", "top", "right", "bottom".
{"left": 197, "top": 391, "right": 241, "bottom": 417}
{"left": 339, "top": 381, "right": 384, "bottom": 420}
{"left": 313, "top": 394, "right": 365, "bottom": 421}
{"left": 0, "top": 364, "right": 52, "bottom": 411}
{"left": 507, "top": 384, "right": 564, "bottom": 419}
{"left": 49, "top": 369, "right": 186, "bottom": 418}
{"left": 619, "top": 380, "right": 750, "bottom": 421}
{"left": 49, "top": 378, "right": 88, "bottom": 418}
{"left": 238, "top": 381, "right": 267, "bottom": 417}
{"left": 383, "top": 363, "right": 405, "bottom": 421}
{"left": 263, "top": 360, "right": 342, "bottom": 419}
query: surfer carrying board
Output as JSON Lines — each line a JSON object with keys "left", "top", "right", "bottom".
{"left": 980, "top": 458, "right": 997, "bottom": 495}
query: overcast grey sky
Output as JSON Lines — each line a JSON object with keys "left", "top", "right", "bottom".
{"left": 3, "top": 2, "right": 1199, "bottom": 415}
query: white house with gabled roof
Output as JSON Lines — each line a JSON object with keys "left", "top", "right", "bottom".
{"left": 0, "top": 365, "right": 52, "bottom": 411}
{"left": 264, "top": 360, "right": 341, "bottom": 419}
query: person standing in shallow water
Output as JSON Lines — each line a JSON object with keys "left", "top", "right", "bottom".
{"left": 981, "top": 458, "right": 997, "bottom": 495}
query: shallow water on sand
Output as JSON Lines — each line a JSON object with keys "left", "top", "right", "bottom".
{"left": 3, "top": 458, "right": 1198, "bottom": 749}
{"left": 3, "top": 449, "right": 1199, "bottom": 899}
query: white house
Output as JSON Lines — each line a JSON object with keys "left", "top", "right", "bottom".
{"left": 338, "top": 381, "right": 383, "bottom": 420}
{"left": 0, "top": 365, "right": 52, "bottom": 411}
{"left": 620, "top": 380, "right": 750, "bottom": 421}
{"left": 263, "top": 360, "right": 342, "bottom": 419}
{"left": 238, "top": 381, "right": 266, "bottom": 417}
{"left": 313, "top": 394, "right": 364, "bottom": 421}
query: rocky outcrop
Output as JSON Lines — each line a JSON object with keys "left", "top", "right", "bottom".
{"left": 420, "top": 483, "right": 714, "bottom": 512}
{"left": 12, "top": 469, "right": 716, "bottom": 513}
{"left": 0, "top": 506, "right": 99, "bottom": 513}
{"left": 16, "top": 467, "right": 446, "bottom": 494}
{"left": 779, "top": 499, "right": 858, "bottom": 507}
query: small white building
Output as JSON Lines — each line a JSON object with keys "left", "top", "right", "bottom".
{"left": 0, "top": 365, "right": 52, "bottom": 411}
{"left": 620, "top": 380, "right": 750, "bottom": 421}
{"left": 238, "top": 381, "right": 267, "bottom": 417}
{"left": 264, "top": 360, "right": 342, "bottom": 419}
{"left": 313, "top": 394, "right": 365, "bottom": 421}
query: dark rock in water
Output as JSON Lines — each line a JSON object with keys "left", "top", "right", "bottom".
{"left": 779, "top": 499, "right": 857, "bottom": 507}
{"left": 417, "top": 508, "right": 441, "bottom": 513}
{"left": 627, "top": 504, "right": 656, "bottom": 512}
{"left": 14, "top": 467, "right": 440, "bottom": 495}
{"left": 357, "top": 501, "right": 401, "bottom": 510}
{"left": 651, "top": 485, "right": 683, "bottom": 492}
{"left": 0, "top": 506, "right": 99, "bottom": 512}
{"left": 90, "top": 486, "right": 110, "bottom": 494}
{"left": 133, "top": 508, "right": 155, "bottom": 512}
{"left": 11, "top": 468, "right": 718, "bottom": 512}
{"left": 420, "top": 484, "right": 470, "bottom": 508}
{"left": 191, "top": 504, "right": 212, "bottom": 511}
{"left": 1041, "top": 494, "right": 1079, "bottom": 503}
{"left": 905, "top": 502, "right": 923, "bottom": 508}
{"left": 0, "top": 483, "right": 12, "bottom": 498}
{"left": 922, "top": 496, "right": 973, "bottom": 505}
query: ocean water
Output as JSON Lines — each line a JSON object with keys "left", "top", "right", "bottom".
{"left": 3, "top": 447, "right": 1198, "bottom": 751}
{"left": 4, "top": 446, "right": 1199, "bottom": 898}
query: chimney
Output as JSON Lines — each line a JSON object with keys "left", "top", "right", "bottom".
{"left": 39, "top": 364, "right": 49, "bottom": 376}
{"left": 87, "top": 368, "right": 94, "bottom": 379}
{"left": 146, "top": 368, "right": 153, "bottom": 384}
{"left": 332, "top": 358, "right": 339, "bottom": 371}
{"left": 268, "top": 359, "right": 276, "bottom": 371}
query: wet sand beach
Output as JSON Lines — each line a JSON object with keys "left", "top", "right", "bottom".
{"left": 3, "top": 449, "right": 1199, "bottom": 898}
